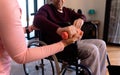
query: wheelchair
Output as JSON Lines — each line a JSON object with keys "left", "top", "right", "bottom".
{"left": 23, "top": 21, "right": 97, "bottom": 75}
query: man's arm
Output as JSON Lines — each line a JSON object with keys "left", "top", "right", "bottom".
{"left": 33, "top": 5, "right": 60, "bottom": 33}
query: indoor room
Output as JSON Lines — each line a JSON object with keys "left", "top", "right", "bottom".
{"left": 1, "top": 0, "right": 119, "bottom": 75}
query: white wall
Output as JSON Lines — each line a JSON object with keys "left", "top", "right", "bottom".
{"left": 64, "top": 0, "right": 106, "bottom": 39}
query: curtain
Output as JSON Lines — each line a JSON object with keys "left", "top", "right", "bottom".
{"left": 108, "top": 0, "right": 120, "bottom": 44}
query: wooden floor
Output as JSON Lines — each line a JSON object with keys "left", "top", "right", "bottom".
{"left": 106, "top": 45, "right": 120, "bottom": 75}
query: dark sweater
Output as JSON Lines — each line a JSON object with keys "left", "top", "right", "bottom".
{"left": 33, "top": 4, "right": 85, "bottom": 44}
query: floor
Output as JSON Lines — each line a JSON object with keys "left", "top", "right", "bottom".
{"left": 10, "top": 58, "right": 76, "bottom": 75}
{"left": 106, "top": 45, "right": 120, "bottom": 75}
{"left": 10, "top": 44, "right": 120, "bottom": 75}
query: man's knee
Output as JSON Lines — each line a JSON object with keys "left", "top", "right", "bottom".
{"left": 89, "top": 45, "right": 99, "bottom": 59}
{"left": 78, "top": 44, "right": 99, "bottom": 60}
{"left": 97, "top": 40, "right": 106, "bottom": 49}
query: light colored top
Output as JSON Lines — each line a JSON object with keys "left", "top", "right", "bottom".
{"left": 0, "top": 0, "right": 64, "bottom": 75}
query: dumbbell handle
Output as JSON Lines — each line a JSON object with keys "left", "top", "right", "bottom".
{"left": 61, "top": 29, "right": 82, "bottom": 40}
{"left": 61, "top": 31, "right": 77, "bottom": 45}
{"left": 61, "top": 32, "right": 68, "bottom": 40}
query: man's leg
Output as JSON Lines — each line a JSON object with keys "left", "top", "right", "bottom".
{"left": 77, "top": 39, "right": 107, "bottom": 75}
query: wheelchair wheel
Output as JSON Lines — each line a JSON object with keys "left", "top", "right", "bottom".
{"left": 62, "top": 64, "right": 92, "bottom": 75}
{"left": 23, "top": 40, "right": 55, "bottom": 75}
{"left": 77, "top": 64, "right": 92, "bottom": 75}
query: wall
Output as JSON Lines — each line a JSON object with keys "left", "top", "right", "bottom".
{"left": 64, "top": 0, "right": 106, "bottom": 39}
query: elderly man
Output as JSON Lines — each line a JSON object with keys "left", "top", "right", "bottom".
{"left": 32, "top": 0, "right": 107, "bottom": 75}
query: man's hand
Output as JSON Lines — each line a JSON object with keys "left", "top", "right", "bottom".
{"left": 56, "top": 25, "right": 78, "bottom": 38}
{"left": 73, "top": 18, "right": 84, "bottom": 29}
{"left": 23, "top": 25, "right": 39, "bottom": 33}
{"left": 61, "top": 30, "right": 83, "bottom": 46}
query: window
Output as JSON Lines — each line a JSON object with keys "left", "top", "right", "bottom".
{"left": 17, "top": 0, "right": 44, "bottom": 39}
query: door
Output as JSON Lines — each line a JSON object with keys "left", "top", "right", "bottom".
{"left": 103, "top": 0, "right": 120, "bottom": 45}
